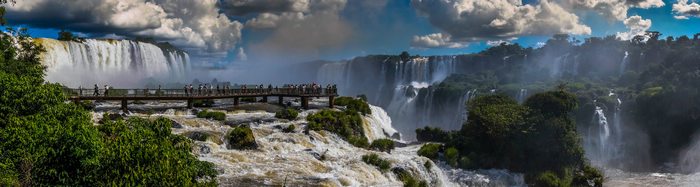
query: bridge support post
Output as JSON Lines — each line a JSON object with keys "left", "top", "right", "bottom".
{"left": 261, "top": 96, "right": 268, "bottom": 103}
{"left": 233, "top": 97, "right": 239, "bottom": 106}
{"left": 187, "top": 98, "right": 193, "bottom": 109}
{"left": 329, "top": 96, "right": 335, "bottom": 108}
{"left": 121, "top": 99, "right": 128, "bottom": 113}
{"left": 278, "top": 96, "right": 283, "bottom": 105}
{"left": 301, "top": 97, "right": 309, "bottom": 109}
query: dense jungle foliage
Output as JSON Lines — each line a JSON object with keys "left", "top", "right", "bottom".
{"left": 424, "top": 32, "right": 700, "bottom": 170}
{"left": 0, "top": 12, "right": 217, "bottom": 186}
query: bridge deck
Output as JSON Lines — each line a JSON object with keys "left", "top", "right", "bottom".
{"left": 64, "top": 88, "right": 338, "bottom": 111}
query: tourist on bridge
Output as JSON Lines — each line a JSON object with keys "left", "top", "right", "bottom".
{"left": 184, "top": 85, "right": 189, "bottom": 96}
{"left": 78, "top": 86, "right": 83, "bottom": 96}
{"left": 216, "top": 85, "right": 220, "bottom": 96}
{"left": 189, "top": 84, "right": 193, "bottom": 96}
{"left": 93, "top": 84, "right": 99, "bottom": 96}
{"left": 145, "top": 87, "right": 149, "bottom": 97}
{"left": 104, "top": 85, "right": 109, "bottom": 96}
{"left": 157, "top": 85, "right": 161, "bottom": 96}
{"left": 198, "top": 84, "right": 202, "bottom": 95}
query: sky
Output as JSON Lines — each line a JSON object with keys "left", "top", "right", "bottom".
{"left": 5, "top": 0, "right": 700, "bottom": 66}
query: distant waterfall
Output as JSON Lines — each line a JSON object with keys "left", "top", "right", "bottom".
{"left": 594, "top": 106, "right": 611, "bottom": 154}
{"left": 516, "top": 89, "right": 528, "bottom": 103}
{"left": 38, "top": 38, "right": 191, "bottom": 87}
{"left": 620, "top": 51, "right": 629, "bottom": 76}
{"left": 317, "top": 56, "right": 459, "bottom": 139}
{"left": 586, "top": 94, "right": 626, "bottom": 167}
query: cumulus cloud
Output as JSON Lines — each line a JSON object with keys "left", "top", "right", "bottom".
{"left": 616, "top": 15, "right": 652, "bottom": 41}
{"left": 219, "top": 0, "right": 358, "bottom": 62}
{"left": 411, "top": 0, "right": 591, "bottom": 43}
{"left": 673, "top": 0, "right": 700, "bottom": 20}
{"left": 219, "top": 0, "right": 345, "bottom": 29}
{"left": 411, "top": 33, "right": 466, "bottom": 48}
{"left": 561, "top": 0, "right": 664, "bottom": 21}
{"left": 7, "top": 0, "right": 243, "bottom": 58}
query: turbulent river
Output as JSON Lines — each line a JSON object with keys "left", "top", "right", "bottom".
{"left": 89, "top": 99, "right": 526, "bottom": 187}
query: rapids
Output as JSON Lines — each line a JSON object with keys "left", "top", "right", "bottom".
{"left": 90, "top": 100, "right": 525, "bottom": 186}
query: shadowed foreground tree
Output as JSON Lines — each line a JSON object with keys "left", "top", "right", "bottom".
{"left": 0, "top": 16, "right": 217, "bottom": 186}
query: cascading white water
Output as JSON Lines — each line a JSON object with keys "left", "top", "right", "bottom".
{"left": 37, "top": 38, "right": 191, "bottom": 87}
{"left": 453, "top": 89, "right": 477, "bottom": 129}
{"left": 620, "top": 51, "right": 629, "bottom": 76}
{"left": 594, "top": 105, "right": 611, "bottom": 160}
{"left": 317, "top": 56, "right": 459, "bottom": 139}
{"left": 95, "top": 101, "right": 471, "bottom": 186}
{"left": 572, "top": 54, "right": 580, "bottom": 76}
{"left": 516, "top": 89, "right": 528, "bottom": 104}
{"left": 551, "top": 53, "right": 570, "bottom": 77}
{"left": 364, "top": 105, "right": 400, "bottom": 141}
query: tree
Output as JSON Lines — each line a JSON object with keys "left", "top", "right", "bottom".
{"left": 400, "top": 51, "right": 411, "bottom": 62}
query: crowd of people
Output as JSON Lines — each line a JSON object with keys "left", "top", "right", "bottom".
{"left": 183, "top": 83, "right": 337, "bottom": 96}
{"left": 76, "top": 83, "right": 338, "bottom": 97}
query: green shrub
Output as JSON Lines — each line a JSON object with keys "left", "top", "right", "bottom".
{"left": 184, "top": 131, "right": 210, "bottom": 141}
{"left": 459, "top": 156, "right": 472, "bottom": 169}
{"left": 370, "top": 139, "right": 395, "bottom": 153}
{"left": 197, "top": 110, "right": 226, "bottom": 121}
{"left": 415, "top": 126, "right": 449, "bottom": 143}
{"left": 275, "top": 108, "right": 299, "bottom": 120}
{"left": 334, "top": 96, "right": 371, "bottom": 115}
{"left": 533, "top": 171, "right": 563, "bottom": 187}
{"left": 348, "top": 136, "right": 369, "bottom": 148}
{"left": 445, "top": 147, "right": 459, "bottom": 167}
{"left": 192, "top": 99, "right": 214, "bottom": 107}
{"left": 283, "top": 124, "right": 296, "bottom": 133}
{"left": 572, "top": 164, "right": 603, "bottom": 187}
{"left": 417, "top": 143, "right": 441, "bottom": 160}
{"left": 361, "top": 153, "right": 391, "bottom": 172}
{"left": 226, "top": 125, "right": 257, "bottom": 150}
{"left": 393, "top": 168, "right": 428, "bottom": 187}
{"left": 306, "top": 109, "right": 369, "bottom": 148}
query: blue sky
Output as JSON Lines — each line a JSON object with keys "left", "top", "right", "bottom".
{"left": 8, "top": 0, "right": 700, "bottom": 64}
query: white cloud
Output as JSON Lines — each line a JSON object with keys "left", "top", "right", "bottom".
{"left": 562, "top": 0, "right": 664, "bottom": 21}
{"left": 673, "top": 0, "right": 700, "bottom": 19}
{"left": 616, "top": 15, "right": 652, "bottom": 41}
{"left": 411, "top": 33, "right": 466, "bottom": 48}
{"left": 8, "top": 0, "right": 243, "bottom": 58}
{"left": 411, "top": 0, "right": 592, "bottom": 42}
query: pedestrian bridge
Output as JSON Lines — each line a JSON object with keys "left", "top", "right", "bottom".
{"left": 64, "top": 87, "right": 339, "bottom": 112}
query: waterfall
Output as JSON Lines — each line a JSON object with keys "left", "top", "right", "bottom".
{"left": 572, "top": 55, "right": 580, "bottom": 76}
{"left": 455, "top": 89, "right": 478, "bottom": 128}
{"left": 37, "top": 38, "right": 190, "bottom": 87}
{"left": 364, "top": 105, "right": 400, "bottom": 141}
{"left": 587, "top": 95, "right": 627, "bottom": 167}
{"left": 620, "top": 51, "right": 629, "bottom": 76}
{"left": 316, "top": 56, "right": 459, "bottom": 139}
{"left": 594, "top": 105, "right": 611, "bottom": 159}
{"left": 551, "top": 53, "right": 569, "bottom": 77}
{"left": 516, "top": 89, "right": 528, "bottom": 104}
